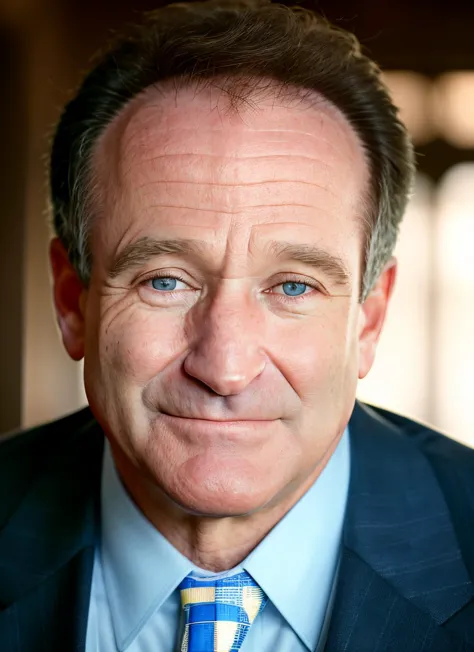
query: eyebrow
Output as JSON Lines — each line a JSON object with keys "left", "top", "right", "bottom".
{"left": 267, "top": 240, "right": 351, "bottom": 286}
{"left": 109, "top": 236, "right": 351, "bottom": 287}
{"left": 109, "top": 237, "right": 208, "bottom": 278}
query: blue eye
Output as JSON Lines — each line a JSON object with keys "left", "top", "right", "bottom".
{"left": 151, "top": 277, "right": 178, "bottom": 291}
{"left": 144, "top": 275, "right": 316, "bottom": 300}
{"left": 281, "top": 281, "right": 308, "bottom": 296}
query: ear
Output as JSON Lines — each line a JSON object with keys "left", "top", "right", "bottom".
{"left": 358, "top": 257, "right": 397, "bottom": 380}
{"left": 49, "top": 237, "right": 87, "bottom": 361}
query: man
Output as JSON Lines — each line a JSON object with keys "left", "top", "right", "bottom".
{"left": 1, "top": 1, "right": 473, "bottom": 650}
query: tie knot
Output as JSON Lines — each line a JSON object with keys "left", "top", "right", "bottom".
{"left": 178, "top": 570, "right": 267, "bottom": 651}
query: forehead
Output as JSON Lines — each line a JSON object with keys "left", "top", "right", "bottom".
{"left": 92, "top": 79, "right": 369, "bottom": 262}
{"left": 112, "top": 81, "right": 365, "bottom": 171}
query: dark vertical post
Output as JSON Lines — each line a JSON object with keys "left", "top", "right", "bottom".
{"left": 0, "top": 24, "right": 27, "bottom": 433}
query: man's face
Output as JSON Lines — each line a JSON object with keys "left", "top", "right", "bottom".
{"left": 53, "top": 82, "right": 391, "bottom": 517}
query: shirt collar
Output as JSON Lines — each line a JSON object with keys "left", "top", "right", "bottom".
{"left": 101, "top": 428, "right": 350, "bottom": 650}
{"left": 100, "top": 443, "right": 196, "bottom": 649}
{"left": 244, "top": 428, "right": 350, "bottom": 650}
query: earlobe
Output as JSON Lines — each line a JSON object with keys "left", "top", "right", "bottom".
{"left": 49, "top": 238, "right": 87, "bottom": 361}
{"left": 358, "top": 258, "right": 397, "bottom": 380}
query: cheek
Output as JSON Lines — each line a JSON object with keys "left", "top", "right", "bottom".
{"left": 94, "top": 306, "right": 186, "bottom": 384}
{"left": 279, "top": 309, "right": 356, "bottom": 395}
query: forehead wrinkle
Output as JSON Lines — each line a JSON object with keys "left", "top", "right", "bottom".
{"left": 116, "top": 133, "right": 362, "bottom": 220}
{"left": 125, "top": 140, "right": 344, "bottom": 213}
{"left": 143, "top": 202, "right": 323, "bottom": 214}
{"left": 121, "top": 153, "right": 334, "bottom": 178}
{"left": 124, "top": 125, "right": 353, "bottom": 166}
{"left": 122, "top": 150, "right": 336, "bottom": 186}
{"left": 121, "top": 152, "right": 345, "bottom": 212}
{"left": 132, "top": 178, "right": 338, "bottom": 197}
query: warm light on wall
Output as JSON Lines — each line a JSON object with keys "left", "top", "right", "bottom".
{"left": 433, "top": 164, "right": 474, "bottom": 447}
{"left": 382, "top": 71, "right": 435, "bottom": 145}
{"left": 433, "top": 72, "right": 474, "bottom": 148}
{"left": 382, "top": 70, "right": 474, "bottom": 149}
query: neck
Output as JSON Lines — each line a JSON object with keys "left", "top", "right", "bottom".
{"left": 110, "top": 439, "right": 338, "bottom": 572}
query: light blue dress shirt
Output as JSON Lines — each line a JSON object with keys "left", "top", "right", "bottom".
{"left": 85, "top": 428, "right": 350, "bottom": 652}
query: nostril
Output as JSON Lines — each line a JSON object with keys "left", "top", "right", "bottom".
{"left": 192, "top": 376, "right": 221, "bottom": 395}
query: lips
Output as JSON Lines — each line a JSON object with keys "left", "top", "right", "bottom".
{"left": 162, "top": 411, "right": 273, "bottom": 423}
{"left": 160, "top": 413, "right": 277, "bottom": 443}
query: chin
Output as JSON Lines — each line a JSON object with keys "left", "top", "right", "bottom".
{"left": 170, "top": 489, "right": 267, "bottom": 519}
{"left": 165, "top": 458, "right": 275, "bottom": 518}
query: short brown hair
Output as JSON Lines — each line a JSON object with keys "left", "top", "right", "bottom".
{"left": 50, "top": 0, "right": 415, "bottom": 300}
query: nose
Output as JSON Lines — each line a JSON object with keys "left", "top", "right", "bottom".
{"left": 183, "top": 288, "right": 267, "bottom": 396}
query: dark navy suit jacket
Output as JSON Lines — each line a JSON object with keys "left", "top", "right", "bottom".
{"left": 1, "top": 401, "right": 474, "bottom": 651}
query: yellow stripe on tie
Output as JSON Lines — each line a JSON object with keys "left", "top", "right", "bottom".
{"left": 214, "top": 620, "right": 239, "bottom": 652}
{"left": 181, "top": 586, "right": 216, "bottom": 606}
{"left": 242, "top": 586, "right": 264, "bottom": 623}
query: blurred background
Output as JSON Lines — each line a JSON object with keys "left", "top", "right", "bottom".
{"left": 1, "top": 0, "right": 474, "bottom": 446}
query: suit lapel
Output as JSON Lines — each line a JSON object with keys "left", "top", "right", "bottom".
{"left": 325, "top": 402, "right": 474, "bottom": 651}
{"left": 0, "top": 412, "right": 103, "bottom": 652}
{"left": 327, "top": 548, "right": 471, "bottom": 651}
{"left": 0, "top": 548, "right": 95, "bottom": 652}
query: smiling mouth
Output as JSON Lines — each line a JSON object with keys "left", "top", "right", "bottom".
{"left": 165, "top": 415, "right": 275, "bottom": 424}
{"left": 160, "top": 414, "right": 278, "bottom": 443}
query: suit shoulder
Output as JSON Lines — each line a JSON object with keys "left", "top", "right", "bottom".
{"left": 368, "top": 403, "right": 474, "bottom": 475}
{"left": 0, "top": 407, "right": 100, "bottom": 528}
{"left": 366, "top": 404, "right": 474, "bottom": 581}
{"left": 0, "top": 407, "right": 96, "bottom": 457}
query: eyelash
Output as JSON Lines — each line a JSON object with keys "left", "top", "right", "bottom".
{"left": 139, "top": 272, "right": 324, "bottom": 304}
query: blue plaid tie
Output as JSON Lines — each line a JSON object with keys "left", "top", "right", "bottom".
{"left": 178, "top": 570, "right": 268, "bottom": 652}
